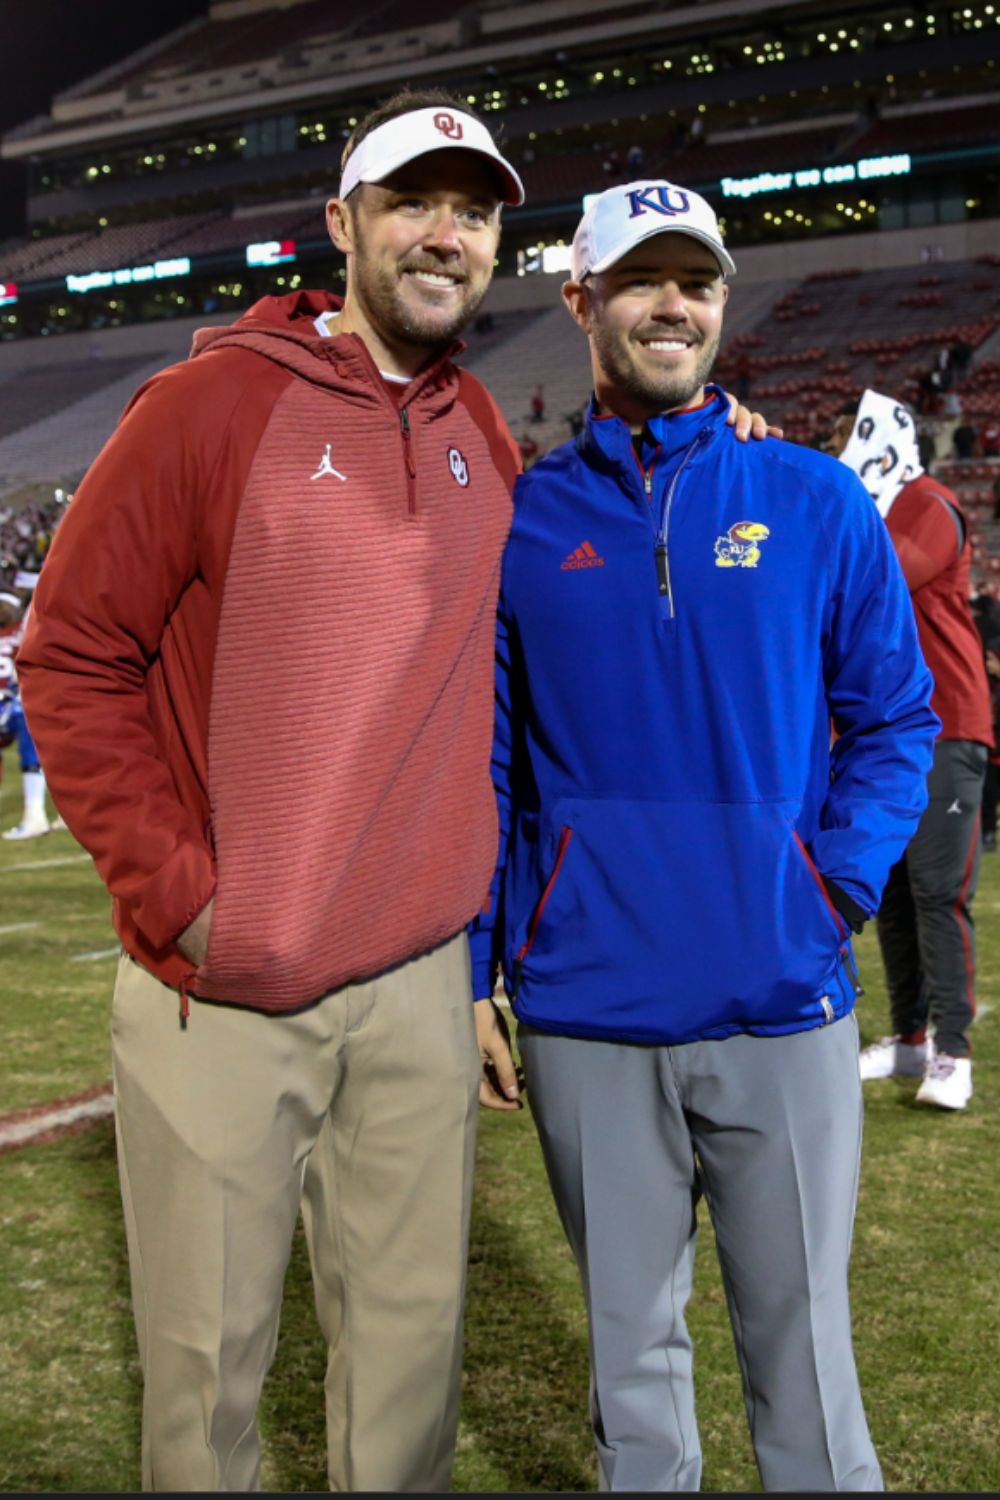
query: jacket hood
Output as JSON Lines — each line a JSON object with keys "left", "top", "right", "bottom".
{"left": 188, "top": 289, "right": 461, "bottom": 402}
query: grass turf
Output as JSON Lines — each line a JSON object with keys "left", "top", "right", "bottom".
{"left": 1, "top": 745, "right": 999, "bottom": 1490}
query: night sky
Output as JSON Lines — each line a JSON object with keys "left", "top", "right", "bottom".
{"left": 0, "top": 0, "right": 209, "bottom": 236}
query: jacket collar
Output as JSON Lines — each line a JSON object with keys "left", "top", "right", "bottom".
{"left": 192, "top": 289, "right": 463, "bottom": 411}
{"left": 581, "top": 382, "right": 729, "bottom": 474}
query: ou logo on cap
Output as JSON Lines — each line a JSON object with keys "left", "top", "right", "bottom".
{"left": 434, "top": 112, "right": 464, "bottom": 141}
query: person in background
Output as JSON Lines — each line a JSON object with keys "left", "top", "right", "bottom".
{"left": 952, "top": 414, "right": 977, "bottom": 460}
{"left": 471, "top": 181, "right": 936, "bottom": 1492}
{"left": 0, "top": 589, "right": 53, "bottom": 839}
{"left": 518, "top": 430, "right": 540, "bottom": 469}
{"left": 530, "top": 383, "right": 546, "bottom": 423}
{"left": 970, "top": 595, "right": 1000, "bottom": 853}
{"left": 981, "top": 417, "right": 1000, "bottom": 459}
{"left": 979, "top": 629, "right": 1000, "bottom": 853}
{"left": 827, "top": 391, "right": 993, "bottom": 1110}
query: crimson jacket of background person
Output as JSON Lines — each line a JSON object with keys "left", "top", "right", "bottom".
{"left": 886, "top": 472, "right": 994, "bottom": 747}
{"left": 17, "top": 289, "right": 518, "bottom": 1011}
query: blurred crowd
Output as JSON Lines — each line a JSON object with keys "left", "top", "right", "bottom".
{"left": 0, "top": 493, "right": 68, "bottom": 592}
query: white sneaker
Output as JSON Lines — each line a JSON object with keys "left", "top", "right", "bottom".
{"left": 858, "top": 1034, "right": 930, "bottom": 1081}
{"left": 2, "top": 813, "right": 50, "bottom": 840}
{"left": 915, "top": 1053, "right": 973, "bottom": 1111}
{"left": 50, "top": 814, "right": 67, "bottom": 832}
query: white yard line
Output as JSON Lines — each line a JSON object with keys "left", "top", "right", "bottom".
{"left": 71, "top": 947, "right": 120, "bottom": 963}
{"left": 0, "top": 853, "right": 91, "bottom": 873}
{"left": 0, "top": 921, "right": 40, "bottom": 935}
{"left": 974, "top": 1003, "right": 993, "bottom": 1023}
{"left": 0, "top": 1085, "right": 114, "bottom": 1154}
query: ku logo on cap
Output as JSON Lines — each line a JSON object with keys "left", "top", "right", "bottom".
{"left": 434, "top": 112, "right": 464, "bottom": 141}
{"left": 627, "top": 185, "right": 691, "bottom": 220}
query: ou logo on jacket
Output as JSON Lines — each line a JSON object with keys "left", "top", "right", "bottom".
{"left": 434, "top": 112, "right": 464, "bottom": 141}
{"left": 448, "top": 447, "right": 469, "bottom": 486}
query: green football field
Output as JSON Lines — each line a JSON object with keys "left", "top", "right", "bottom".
{"left": 1, "top": 749, "right": 998, "bottom": 1493}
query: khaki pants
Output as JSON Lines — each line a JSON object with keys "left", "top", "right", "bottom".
{"left": 111, "top": 934, "right": 481, "bottom": 1492}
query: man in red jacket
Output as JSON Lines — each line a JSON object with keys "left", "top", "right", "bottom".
{"left": 827, "top": 391, "right": 993, "bottom": 1110}
{"left": 18, "top": 89, "right": 528, "bottom": 1494}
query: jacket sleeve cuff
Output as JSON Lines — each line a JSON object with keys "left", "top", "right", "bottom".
{"left": 822, "top": 875, "right": 868, "bottom": 935}
{"left": 468, "top": 928, "right": 499, "bottom": 1003}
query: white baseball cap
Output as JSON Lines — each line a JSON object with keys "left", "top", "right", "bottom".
{"left": 571, "top": 180, "right": 735, "bottom": 281}
{"left": 339, "top": 106, "right": 525, "bottom": 206}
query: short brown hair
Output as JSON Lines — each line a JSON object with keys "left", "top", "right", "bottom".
{"left": 341, "top": 88, "right": 490, "bottom": 173}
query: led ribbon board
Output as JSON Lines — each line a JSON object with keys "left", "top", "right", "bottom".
{"left": 721, "top": 154, "right": 911, "bottom": 200}
{"left": 0, "top": 281, "right": 17, "bottom": 306}
{"left": 66, "top": 258, "right": 191, "bottom": 294}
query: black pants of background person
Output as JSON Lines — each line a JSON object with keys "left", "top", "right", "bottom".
{"left": 981, "top": 759, "right": 1000, "bottom": 849}
{"left": 876, "top": 739, "right": 987, "bottom": 1060}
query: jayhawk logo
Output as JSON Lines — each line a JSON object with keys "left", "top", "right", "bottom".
{"left": 714, "top": 520, "right": 771, "bottom": 568}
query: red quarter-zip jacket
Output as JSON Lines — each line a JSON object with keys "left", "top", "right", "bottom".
{"left": 886, "top": 474, "right": 993, "bottom": 747}
{"left": 18, "top": 290, "right": 518, "bottom": 1009}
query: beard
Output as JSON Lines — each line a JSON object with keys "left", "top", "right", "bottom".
{"left": 591, "top": 320, "right": 721, "bottom": 415}
{"left": 352, "top": 249, "right": 490, "bottom": 351}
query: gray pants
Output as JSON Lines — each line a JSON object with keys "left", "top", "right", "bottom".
{"left": 877, "top": 737, "right": 987, "bottom": 1058}
{"left": 519, "top": 1015, "right": 881, "bottom": 1492}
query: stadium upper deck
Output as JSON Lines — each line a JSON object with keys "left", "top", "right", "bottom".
{"left": 1, "top": 0, "right": 999, "bottom": 344}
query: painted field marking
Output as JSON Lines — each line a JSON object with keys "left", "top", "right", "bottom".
{"left": 0, "top": 1083, "right": 113, "bottom": 1155}
{"left": 0, "top": 853, "right": 91, "bottom": 874}
{"left": 0, "top": 921, "right": 40, "bottom": 935}
{"left": 71, "top": 947, "right": 120, "bottom": 963}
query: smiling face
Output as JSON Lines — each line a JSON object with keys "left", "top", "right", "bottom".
{"left": 563, "top": 233, "right": 728, "bottom": 426}
{"left": 326, "top": 148, "right": 502, "bottom": 375}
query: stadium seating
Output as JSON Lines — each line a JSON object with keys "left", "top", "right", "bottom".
{"left": 714, "top": 258, "right": 1000, "bottom": 445}
{"left": 0, "top": 353, "right": 163, "bottom": 443}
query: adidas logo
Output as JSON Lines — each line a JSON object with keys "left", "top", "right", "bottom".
{"left": 561, "top": 539, "right": 605, "bottom": 571}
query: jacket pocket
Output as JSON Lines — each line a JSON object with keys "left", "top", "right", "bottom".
{"left": 505, "top": 797, "right": 846, "bottom": 1040}
{"left": 790, "top": 829, "right": 848, "bottom": 941}
{"left": 512, "top": 825, "right": 574, "bottom": 990}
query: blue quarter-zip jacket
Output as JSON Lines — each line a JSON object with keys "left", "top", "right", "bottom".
{"left": 469, "top": 388, "right": 940, "bottom": 1045}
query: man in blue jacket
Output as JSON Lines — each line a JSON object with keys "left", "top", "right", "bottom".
{"left": 470, "top": 181, "right": 939, "bottom": 1492}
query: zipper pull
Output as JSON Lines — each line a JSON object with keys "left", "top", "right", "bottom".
{"left": 643, "top": 470, "right": 653, "bottom": 497}
{"left": 399, "top": 405, "right": 418, "bottom": 514}
{"left": 843, "top": 944, "right": 865, "bottom": 997}
{"left": 400, "top": 406, "right": 416, "bottom": 476}
{"left": 655, "top": 542, "right": 669, "bottom": 595}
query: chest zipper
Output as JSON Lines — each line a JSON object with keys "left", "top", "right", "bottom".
{"left": 645, "top": 470, "right": 671, "bottom": 602}
{"left": 400, "top": 406, "right": 418, "bottom": 517}
{"left": 650, "top": 429, "right": 710, "bottom": 621}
